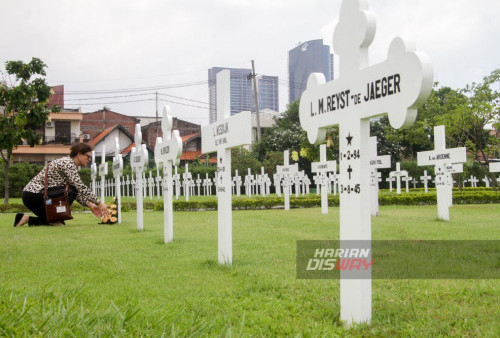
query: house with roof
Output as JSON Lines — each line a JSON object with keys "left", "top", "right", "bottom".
{"left": 140, "top": 117, "right": 217, "bottom": 165}
{"left": 80, "top": 107, "right": 140, "bottom": 142}
{"left": 11, "top": 109, "right": 84, "bottom": 165}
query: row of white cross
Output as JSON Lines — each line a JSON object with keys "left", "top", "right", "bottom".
{"left": 88, "top": 0, "right": 500, "bottom": 326}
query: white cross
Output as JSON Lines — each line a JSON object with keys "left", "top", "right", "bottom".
{"left": 196, "top": 174, "right": 202, "bottom": 196}
{"left": 112, "top": 137, "right": 123, "bottom": 223}
{"left": 183, "top": 163, "right": 192, "bottom": 201}
{"left": 312, "top": 144, "right": 337, "bottom": 214}
{"left": 201, "top": 69, "right": 252, "bottom": 265}
{"left": 232, "top": 170, "right": 242, "bottom": 197}
{"left": 389, "top": 163, "right": 408, "bottom": 195}
{"left": 276, "top": 150, "right": 298, "bottom": 211}
{"left": 131, "top": 123, "right": 149, "bottom": 231}
{"left": 273, "top": 173, "right": 281, "bottom": 197}
{"left": 244, "top": 169, "right": 254, "bottom": 197}
{"left": 91, "top": 151, "right": 97, "bottom": 196}
{"left": 98, "top": 145, "right": 108, "bottom": 203}
{"left": 417, "top": 125, "right": 466, "bottom": 221}
{"left": 298, "top": 0, "right": 433, "bottom": 325}
{"left": 368, "top": 136, "right": 391, "bottom": 216}
{"left": 386, "top": 176, "right": 395, "bottom": 192}
{"left": 403, "top": 175, "right": 412, "bottom": 193}
{"left": 420, "top": 170, "right": 432, "bottom": 193}
{"left": 469, "top": 175, "right": 479, "bottom": 188}
{"left": 154, "top": 106, "right": 183, "bottom": 243}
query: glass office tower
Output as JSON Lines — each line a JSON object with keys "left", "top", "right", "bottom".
{"left": 288, "top": 39, "right": 334, "bottom": 104}
{"left": 208, "top": 67, "right": 279, "bottom": 124}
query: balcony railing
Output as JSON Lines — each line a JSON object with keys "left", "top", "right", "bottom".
{"left": 40, "top": 136, "right": 80, "bottom": 145}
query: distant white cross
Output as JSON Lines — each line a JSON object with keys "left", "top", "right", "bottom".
{"left": 276, "top": 150, "right": 298, "bottom": 211}
{"left": 368, "top": 136, "right": 391, "bottom": 216}
{"left": 312, "top": 144, "right": 337, "bottom": 214}
{"left": 131, "top": 124, "right": 149, "bottom": 231}
{"left": 98, "top": 146, "right": 108, "bottom": 203}
{"left": 91, "top": 151, "right": 97, "bottom": 196}
{"left": 420, "top": 170, "right": 432, "bottom": 193}
{"left": 112, "top": 137, "right": 123, "bottom": 223}
{"left": 417, "top": 125, "right": 466, "bottom": 221}
{"left": 389, "top": 163, "right": 408, "bottom": 195}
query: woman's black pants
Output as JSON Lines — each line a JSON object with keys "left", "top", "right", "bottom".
{"left": 22, "top": 186, "right": 78, "bottom": 226}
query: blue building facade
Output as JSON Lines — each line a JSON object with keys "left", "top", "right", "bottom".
{"left": 208, "top": 67, "right": 279, "bottom": 124}
{"left": 288, "top": 39, "right": 334, "bottom": 104}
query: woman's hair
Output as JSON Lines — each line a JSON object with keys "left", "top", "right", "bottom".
{"left": 69, "top": 142, "right": 93, "bottom": 158}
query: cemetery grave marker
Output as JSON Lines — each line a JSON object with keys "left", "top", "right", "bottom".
{"left": 298, "top": 0, "right": 433, "bottom": 324}
{"left": 201, "top": 70, "right": 252, "bottom": 265}
{"left": 276, "top": 150, "right": 298, "bottom": 211}
{"left": 312, "top": 144, "right": 337, "bottom": 214}
{"left": 154, "top": 106, "right": 183, "bottom": 243}
{"left": 98, "top": 146, "right": 108, "bottom": 203}
{"left": 112, "top": 137, "right": 123, "bottom": 224}
{"left": 389, "top": 162, "right": 408, "bottom": 195}
{"left": 417, "top": 125, "right": 466, "bottom": 221}
{"left": 368, "top": 136, "right": 391, "bottom": 216}
{"left": 130, "top": 124, "right": 149, "bottom": 231}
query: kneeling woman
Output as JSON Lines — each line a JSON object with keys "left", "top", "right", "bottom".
{"left": 14, "top": 142, "right": 109, "bottom": 227}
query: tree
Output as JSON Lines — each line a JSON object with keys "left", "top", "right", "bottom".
{"left": 0, "top": 58, "right": 57, "bottom": 203}
{"left": 438, "top": 69, "right": 500, "bottom": 187}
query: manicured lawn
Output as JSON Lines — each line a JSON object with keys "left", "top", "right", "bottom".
{"left": 1, "top": 204, "right": 499, "bottom": 336}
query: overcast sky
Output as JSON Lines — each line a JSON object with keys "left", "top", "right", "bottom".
{"left": 1, "top": 0, "right": 499, "bottom": 126}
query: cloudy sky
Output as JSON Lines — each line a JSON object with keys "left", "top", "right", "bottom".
{"left": 1, "top": 0, "right": 498, "bottom": 126}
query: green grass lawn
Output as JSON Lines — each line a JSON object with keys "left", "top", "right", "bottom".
{"left": 1, "top": 205, "right": 500, "bottom": 336}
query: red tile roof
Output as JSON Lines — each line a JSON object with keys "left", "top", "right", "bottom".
{"left": 181, "top": 150, "right": 217, "bottom": 163}
{"left": 181, "top": 132, "right": 200, "bottom": 142}
{"left": 89, "top": 125, "right": 117, "bottom": 148}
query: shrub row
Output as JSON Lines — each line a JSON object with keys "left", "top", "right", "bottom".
{"left": 1, "top": 191, "right": 498, "bottom": 213}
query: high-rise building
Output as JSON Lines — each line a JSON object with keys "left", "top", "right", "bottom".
{"left": 208, "top": 67, "right": 279, "bottom": 124}
{"left": 288, "top": 39, "right": 334, "bottom": 104}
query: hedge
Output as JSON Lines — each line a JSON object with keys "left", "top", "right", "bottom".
{"left": 1, "top": 190, "right": 498, "bottom": 213}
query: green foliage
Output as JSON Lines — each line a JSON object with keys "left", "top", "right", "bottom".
{"left": 252, "top": 100, "right": 305, "bottom": 162}
{"left": 0, "top": 162, "right": 42, "bottom": 198}
{"left": 230, "top": 147, "right": 261, "bottom": 176}
{"left": 0, "top": 57, "right": 55, "bottom": 203}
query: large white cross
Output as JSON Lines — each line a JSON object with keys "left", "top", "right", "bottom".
{"left": 131, "top": 124, "right": 149, "bottom": 231}
{"left": 368, "top": 137, "right": 391, "bottom": 216}
{"left": 112, "top": 137, "right": 123, "bottom": 224}
{"left": 276, "top": 150, "right": 298, "bottom": 211}
{"left": 201, "top": 70, "right": 252, "bottom": 265}
{"left": 154, "top": 107, "right": 183, "bottom": 243}
{"left": 298, "top": 0, "right": 433, "bottom": 325}
{"left": 312, "top": 144, "right": 337, "bottom": 214}
{"left": 417, "top": 125, "right": 466, "bottom": 221}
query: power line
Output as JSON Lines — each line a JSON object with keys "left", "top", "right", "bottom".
{"left": 64, "top": 80, "right": 208, "bottom": 95}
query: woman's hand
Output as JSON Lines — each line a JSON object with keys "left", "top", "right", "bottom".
{"left": 88, "top": 202, "right": 110, "bottom": 218}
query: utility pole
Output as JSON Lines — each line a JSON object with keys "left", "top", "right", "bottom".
{"left": 250, "top": 60, "right": 261, "bottom": 141}
{"left": 155, "top": 91, "right": 159, "bottom": 140}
